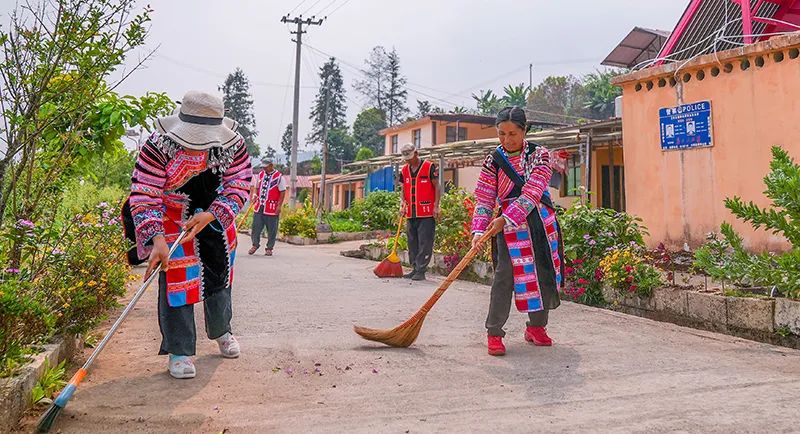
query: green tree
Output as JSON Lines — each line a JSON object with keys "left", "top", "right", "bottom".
{"left": 0, "top": 0, "right": 169, "bottom": 224}
{"left": 353, "top": 46, "right": 408, "bottom": 126}
{"left": 695, "top": 146, "right": 800, "bottom": 298}
{"left": 527, "top": 75, "right": 590, "bottom": 124}
{"left": 308, "top": 57, "right": 347, "bottom": 146}
{"left": 501, "top": 83, "right": 530, "bottom": 107}
{"left": 384, "top": 48, "right": 409, "bottom": 126}
{"left": 416, "top": 100, "right": 432, "bottom": 117}
{"left": 352, "top": 107, "right": 387, "bottom": 156}
{"left": 262, "top": 145, "right": 277, "bottom": 165}
{"left": 326, "top": 128, "right": 356, "bottom": 173}
{"left": 582, "top": 69, "right": 624, "bottom": 119}
{"left": 355, "top": 147, "right": 374, "bottom": 161}
{"left": 353, "top": 46, "right": 388, "bottom": 112}
{"left": 280, "top": 123, "right": 293, "bottom": 165}
{"left": 220, "top": 68, "right": 259, "bottom": 157}
{"left": 472, "top": 89, "right": 502, "bottom": 116}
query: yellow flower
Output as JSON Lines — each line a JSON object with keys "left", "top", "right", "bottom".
{"left": 88, "top": 280, "right": 97, "bottom": 287}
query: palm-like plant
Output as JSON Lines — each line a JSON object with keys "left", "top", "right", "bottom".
{"left": 472, "top": 89, "right": 501, "bottom": 116}
{"left": 501, "top": 83, "right": 530, "bottom": 107}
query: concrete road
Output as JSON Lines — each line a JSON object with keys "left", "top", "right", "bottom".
{"left": 23, "top": 237, "right": 800, "bottom": 433}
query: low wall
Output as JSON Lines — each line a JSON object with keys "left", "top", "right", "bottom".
{"left": 357, "top": 245, "right": 800, "bottom": 349}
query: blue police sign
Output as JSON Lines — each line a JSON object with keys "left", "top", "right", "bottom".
{"left": 659, "top": 100, "right": 713, "bottom": 151}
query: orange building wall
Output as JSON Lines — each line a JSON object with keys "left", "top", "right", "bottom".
{"left": 618, "top": 38, "right": 800, "bottom": 251}
{"left": 383, "top": 120, "right": 496, "bottom": 154}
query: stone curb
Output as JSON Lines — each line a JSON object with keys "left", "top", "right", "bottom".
{"left": 355, "top": 244, "right": 800, "bottom": 349}
{"left": 0, "top": 335, "right": 81, "bottom": 432}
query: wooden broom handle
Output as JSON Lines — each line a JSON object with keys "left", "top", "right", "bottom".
{"left": 390, "top": 213, "right": 404, "bottom": 255}
{"left": 398, "top": 225, "right": 502, "bottom": 327}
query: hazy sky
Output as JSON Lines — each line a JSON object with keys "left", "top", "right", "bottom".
{"left": 0, "top": 0, "right": 688, "bottom": 156}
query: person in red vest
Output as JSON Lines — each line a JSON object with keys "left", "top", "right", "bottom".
{"left": 249, "top": 160, "right": 286, "bottom": 256}
{"left": 399, "top": 143, "right": 442, "bottom": 281}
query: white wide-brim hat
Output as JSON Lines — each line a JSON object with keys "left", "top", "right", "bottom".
{"left": 155, "top": 90, "right": 242, "bottom": 150}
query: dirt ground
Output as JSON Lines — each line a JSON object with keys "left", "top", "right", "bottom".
{"left": 16, "top": 237, "right": 800, "bottom": 433}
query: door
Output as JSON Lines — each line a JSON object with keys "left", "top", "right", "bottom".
{"left": 601, "top": 165, "right": 625, "bottom": 211}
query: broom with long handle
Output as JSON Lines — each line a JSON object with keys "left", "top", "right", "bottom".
{"left": 236, "top": 203, "right": 253, "bottom": 229}
{"left": 355, "top": 223, "right": 502, "bottom": 348}
{"left": 373, "top": 213, "right": 405, "bottom": 278}
{"left": 37, "top": 230, "right": 188, "bottom": 433}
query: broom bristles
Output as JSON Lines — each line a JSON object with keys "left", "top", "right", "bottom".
{"left": 36, "top": 402, "right": 63, "bottom": 433}
{"left": 373, "top": 251, "right": 404, "bottom": 278}
{"left": 353, "top": 314, "right": 427, "bottom": 348}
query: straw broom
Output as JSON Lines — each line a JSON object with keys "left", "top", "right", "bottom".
{"left": 355, "top": 224, "right": 502, "bottom": 348}
{"left": 373, "top": 214, "right": 405, "bottom": 278}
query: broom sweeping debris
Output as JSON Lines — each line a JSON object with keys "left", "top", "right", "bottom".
{"left": 356, "top": 225, "right": 501, "bottom": 347}
{"left": 373, "top": 214, "right": 405, "bottom": 278}
{"left": 36, "top": 230, "right": 188, "bottom": 433}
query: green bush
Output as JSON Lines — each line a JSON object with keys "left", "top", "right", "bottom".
{"left": 434, "top": 187, "right": 475, "bottom": 258}
{"left": 694, "top": 146, "right": 800, "bottom": 298}
{"left": 0, "top": 200, "right": 130, "bottom": 376}
{"left": 345, "top": 191, "right": 400, "bottom": 231}
{"left": 325, "top": 215, "right": 365, "bottom": 233}
{"left": 279, "top": 199, "right": 317, "bottom": 238}
{"left": 560, "top": 202, "right": 651, "bottom": 305}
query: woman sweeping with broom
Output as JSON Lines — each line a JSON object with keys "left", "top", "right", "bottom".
{"left": 127, "top": 90, "right": 252, "bottom": 378}
{"left": 471, "top": 106, "right": 565, "bottom": 356}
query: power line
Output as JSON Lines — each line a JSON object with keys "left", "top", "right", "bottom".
{"left": 316, "top": 0, "right": 341, "bottom": 16}
{"left": 154, "top": 53, "right": 318, "bottom": 89}
{"left": 326, "top": 0, "right": 353, "bottom": 17}
{"left": 288, "top": 0, "right": 311, "bottom": 15}
{"left": 301, "top": 0, "right": 326, "bottom": 17}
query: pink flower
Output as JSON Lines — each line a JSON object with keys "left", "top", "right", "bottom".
{"left": 565, "top": 266, "right": 575, "bottom": 276}
{"left": 16, "top": 219, "right": 34, "bottom": 229}
{"left": 577, "top": 278, "right": 588, "bottom": 285}
{"left": 5, "top": 268, "right": 19, "bottom": 274}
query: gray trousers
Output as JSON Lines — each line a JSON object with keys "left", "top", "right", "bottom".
{"left": 157, "top": 273, "right": 232, "bottom": 356}
{"left": 486, "top": 232, "right": 550, "bottom": 337}
{"left": 251, "top": 213, "right": 279, "bottom": 250}
{"left": 407, "top": 217, "right": 436, "bottom": 273}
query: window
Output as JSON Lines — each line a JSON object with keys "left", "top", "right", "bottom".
{"left": 564, "top": 153, "right": 582, "bottom": 197}
{"left": 412, "top": 129, "right": 422, "bottom": 147}
{"left": 445, "top": 126, "right": 467, "bottom": 143}
{"left": 391, "top": 135, "right": 399, "bottom": 153}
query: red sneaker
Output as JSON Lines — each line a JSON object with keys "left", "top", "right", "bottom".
{"left": 524, "top": 326, "right": 553, "bottom": 346}
{"left": 487, "top": 335, "right": 506, "bottom": 356}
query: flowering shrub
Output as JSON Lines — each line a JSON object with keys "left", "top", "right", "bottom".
{"left": 434, "top": 188, "right": 475, "bottom": 263}
{"left": 0, "top": 201, "right": 130, "bottom": 376}
{"left": 279, "top": 199, "right": 317, "bottom": 239}
{"left": 599, "top": 247, "right": 662, "bottom": 297}
{"left": 559, "top": 202, "right": 653, "bottom": 304}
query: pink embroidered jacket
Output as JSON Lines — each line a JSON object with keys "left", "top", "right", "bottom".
{"left": 471, "top": 143, "right": 553, "bottom": 234}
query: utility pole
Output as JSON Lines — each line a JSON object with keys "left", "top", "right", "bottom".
{"left": 281, "top": 14, "right": 323, "bottom": 208}
{"left": 319, "top": 82, "right": 331, "bottom": 214}
{"left": 529, "top": 63, "right": 533, "bottom": 91}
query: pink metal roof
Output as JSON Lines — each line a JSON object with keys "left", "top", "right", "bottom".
{"left": 656, "top": 0, "right": 800, "bottom": 66}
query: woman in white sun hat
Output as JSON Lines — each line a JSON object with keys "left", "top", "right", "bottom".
{"left": 124, "top": 90, "right": 252, "bottom": 379}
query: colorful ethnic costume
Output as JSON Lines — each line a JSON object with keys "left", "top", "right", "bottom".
{"left": 250, "top": 168, "right": 286, "bottom": 253}
{"left": 125, "top": 132, "right": 252, "bottom": 356}
{"left": 400, "top": 159, "right": 439, "bottom": 278}
{"left": 471, "top": 142, "right": 564, "bottom": 336}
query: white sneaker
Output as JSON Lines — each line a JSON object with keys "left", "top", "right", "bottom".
{"left": 216, "top": 333, "right": 240, "bottom": 358}
{"left": 168, "top": 355, "right": 196, "bottom": 379}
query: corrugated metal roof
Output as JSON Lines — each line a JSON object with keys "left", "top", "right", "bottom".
{"left": 656, "top": 0, "right": 785, "bottom": 66}
{"left": 602, "top": 27, "right": 671, "bottom": 68}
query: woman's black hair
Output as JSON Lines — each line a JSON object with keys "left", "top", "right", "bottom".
{"left": 495, "top": 106, "right": 528, "bottom": 132}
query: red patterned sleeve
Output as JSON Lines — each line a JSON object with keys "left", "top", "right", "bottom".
{"left": 129, "top": 134, "right": 169, "bottom": 259}
{"left": 207, "top": 140, "right": 253, "bottom": 230}
{"left": 470, "top": 154, "right": 498, "bottom": 234}
{"left": 501, "top": 146, "right": 552, "bottom": 227}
